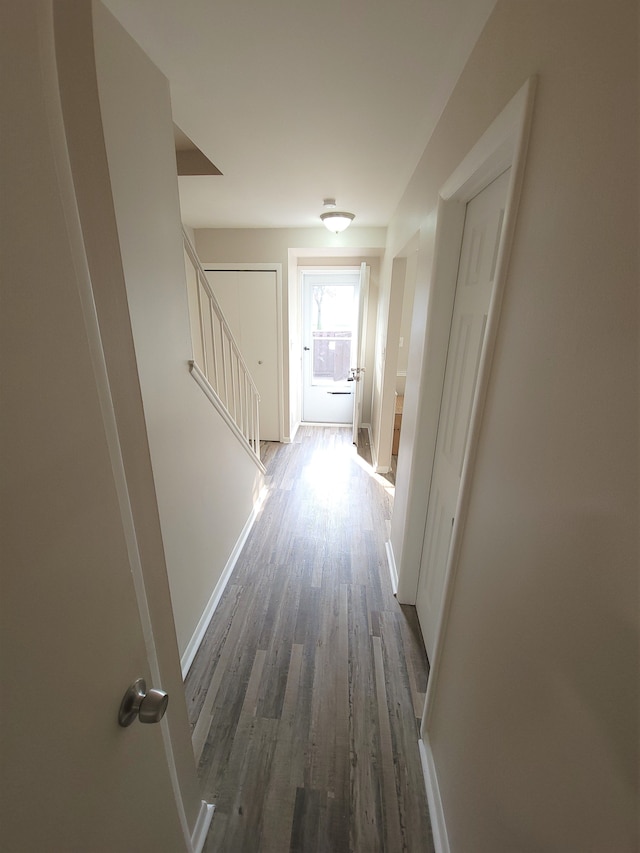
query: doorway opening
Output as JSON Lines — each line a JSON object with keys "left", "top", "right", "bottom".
{"left": 301, "top": 269, "right": 361, "bottom": 425}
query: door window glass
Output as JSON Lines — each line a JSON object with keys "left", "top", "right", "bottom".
{"left": 310, "top": 284, "right": 354, "bottom": 385}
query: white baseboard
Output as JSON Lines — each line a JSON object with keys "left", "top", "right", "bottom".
{"left": 288, "top": 420, "right": 300, "bottom": 442}
{"left": 180, "top": 487, "right": 268, "bottom": 678}
{"left": 364, "top": 423, "right": 376, "bottom": 462}
{"left": 302, "top": 421, "right": 352, "bottom": 427}
{"left": 385, "top": 540, "right": 398, "bottom": 595}
{"left": 365, "top": 424, "right": 391, "bottom": 474}
{"left": 419, "top": 737, "right": 450, "bottom": 853}
{"left": 191, "top": 800, "right": 215, "bottom": 853}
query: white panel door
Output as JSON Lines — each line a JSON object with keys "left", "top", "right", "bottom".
{"left": 3, "top": 288, "right": 191, "bottom": 853}
{"left": 1, "top": 4, "right": 194, "bottom": 850}
{"left": 206, "top": 270, "right": 280, "bottom": 440}
{"left": 417, "top": 169, "right": 510, "bottom": 659}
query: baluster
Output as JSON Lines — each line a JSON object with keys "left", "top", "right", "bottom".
{"left": 221, "top": 328, "right": 229, "bottom": 410}
{"left": 230, "top": 339, "right": 237, "bottom": 421}
{"left": 197, "top": 281, "right": 209, "bottom": 380}
{"left": 209, "top": 300, "right": 219, "bottom": 395}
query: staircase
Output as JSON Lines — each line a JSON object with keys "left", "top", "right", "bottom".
{"left": 183, "top": 231, "right": 265, "bottom": 472}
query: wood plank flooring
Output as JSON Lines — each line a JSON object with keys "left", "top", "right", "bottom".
{"left": 185, "top": 426, "right": 433, "bottom": 852}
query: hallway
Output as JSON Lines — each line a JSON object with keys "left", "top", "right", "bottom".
{"left": 185, "top": 426, "right": 433, "bottom": 852}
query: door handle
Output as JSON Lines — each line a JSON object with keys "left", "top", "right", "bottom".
{"left": 118, "top": 678, "right": 168, "bottom": 726}
{"left": 303, "top": 346, "right": 310, "bottom": 351}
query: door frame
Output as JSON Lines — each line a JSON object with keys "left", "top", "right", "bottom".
{"left": 352, "top": 262, "right": 370, "bottom": 444}
{"left": 203, "top": 263, "right": 284, "bottom": 442}
{"left": 398, "top": 77, "right": 536, "bottom": 851}
{"left": 416, "top": 167, "right": 512, "bottom": 660}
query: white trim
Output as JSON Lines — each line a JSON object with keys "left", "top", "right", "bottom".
{"left": 352, "top": 262, "right": 370, "bottom": 445}
{"left": 364, "top": 423, "right": 391, "bottom": 473}
{"left": 190, "top": 802, "right": 215, "bottom": 853}
{"left": 297, "top": 265, "right": 362, "bottom": 274}
{"left": 301, "top": 421, "right": 354, "bottom": 428}
{"left": 362, "top": 422, "right": 373, "bottom": 449}
{"left": 365, "top": 423, "right": 378, "bottom": 467}
{"left": 202, "top": 263, "right": 285, "bottom": 442}
{"left": 422, "top": 76, "right": 537, "bottom": 733}
{"left": 189, "top": 361, "right": 266, "bottom": 474}
{"left": 180, "top": 485, "right": 268, "bottom": 678}
{"left": 419, "top": 738, "right": 450, "bottom": 853}
{"left": 289, "top": 420, "right": 301, "bottom": 442}
{"left": 385, "top": 541, "right": 398, "bottom": 595}
{"left": 396, "top": 370, "right": 407, "bottom": 377}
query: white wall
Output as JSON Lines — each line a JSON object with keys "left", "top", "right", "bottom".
{"left": 389, "top": 1, "right": 638, "bottom": 850}
{"left": 194, "top": 228, "right": 385, "bottom": 437}
{"left": 93, "top": 4, "right": 264, "bottom": 659}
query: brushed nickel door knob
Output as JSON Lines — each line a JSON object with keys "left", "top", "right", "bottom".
{"left": 118, "top": 678, "right": 168, "bottom": 727}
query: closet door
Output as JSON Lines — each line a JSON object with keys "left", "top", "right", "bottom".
{"left": 416, "top": 169, "right": 510, "bottom": 659}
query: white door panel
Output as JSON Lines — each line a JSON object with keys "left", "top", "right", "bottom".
{"left": 417, "top": 169, "right": 510, "bottom": 659}
{"left": 2, "top": 6, "right": 190, "bottom": 846}
{"left": 301, "top": 271, "right": 360, "bottom": 424}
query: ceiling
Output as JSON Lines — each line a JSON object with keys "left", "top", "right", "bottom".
{"left": 102, "top": 0, "right": 496, "bottom": 231}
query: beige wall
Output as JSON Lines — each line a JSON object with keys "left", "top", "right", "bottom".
{"left": 395, "top": 248, "right": 418, "bottom": 393}
{"left": 94, "top": 5, "right": 264, "bottom": 660}
{"left": 195, "top": 228, "right": 385, "bottom": 437}
{"left": 389, "top": 1, "right": 638, "bottom": 850}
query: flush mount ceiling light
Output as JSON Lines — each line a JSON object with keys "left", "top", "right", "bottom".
{"left": 320, "top": 198, "right": 355, "bottom": 233}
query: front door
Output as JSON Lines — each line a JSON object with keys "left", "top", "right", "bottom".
{"left": 416, "top": 169, "right": 511, "bottom": 659}
{"left": 302, "top": 270, "right": 360, "bottom": 423}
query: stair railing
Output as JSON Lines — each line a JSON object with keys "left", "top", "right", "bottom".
{"left": 183, "top": 230, "right": 263, "bottom": 470}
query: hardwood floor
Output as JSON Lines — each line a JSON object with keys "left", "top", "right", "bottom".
{"left": 185, "top": 426, "right": 433, "bottom": 852}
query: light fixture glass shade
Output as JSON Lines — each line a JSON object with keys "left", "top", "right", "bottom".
{"left": 320, "top": 211, "right": 355, "bottom": 233}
